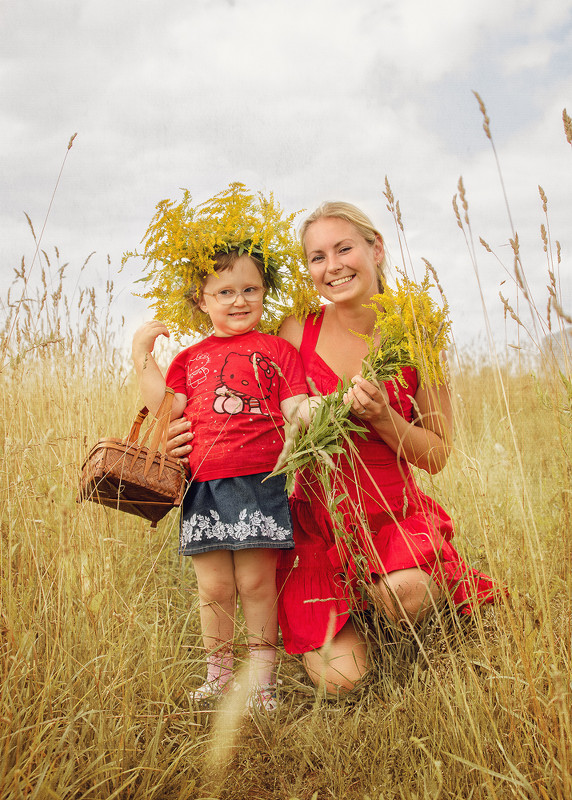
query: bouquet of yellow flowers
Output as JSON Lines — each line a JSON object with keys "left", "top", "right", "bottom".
{"left": 272, "top": 267, "right": 451, "bottom": 490}
{"left": 359, "top": 267, "right": 450, "bottom": 388}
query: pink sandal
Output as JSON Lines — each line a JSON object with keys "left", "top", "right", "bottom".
{"left": 247, "top": 684, "right": 278, "bottom": 714}
{"left": 191, "top": 678, "right": 232, "bottom": 704}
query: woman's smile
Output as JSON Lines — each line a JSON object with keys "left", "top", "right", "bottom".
{"left": 328, "top": 274, "right": 355, "bottom": 287}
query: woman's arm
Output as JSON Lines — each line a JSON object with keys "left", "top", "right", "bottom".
{"left": 277, "top": 315, "right": 304, "bottom": 350}
{"left": 165, "top": 418, "right": 194, "bottom": 464}
{"left": 344, "top": 375, "right": 453, "bottom": 474}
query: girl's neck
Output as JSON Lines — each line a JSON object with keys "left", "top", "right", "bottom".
{"left": 210, "top": 327, "right": 257, "bottom": 339}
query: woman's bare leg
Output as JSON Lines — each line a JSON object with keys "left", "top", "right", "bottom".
{"left": 372, "top": 567, "right": 441, "bottom": 624}
{"left": 302, "top": 618, "right": 368, "bottom": 694}
{"left": 300, "top": 568, "right": 440, "bottom": 693}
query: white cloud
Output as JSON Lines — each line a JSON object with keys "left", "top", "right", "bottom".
{"left": 1, "top": 0, "right": 571, "bottom": 348}
{"left": 503, "top": 40, "right": 555, "bottom": 73}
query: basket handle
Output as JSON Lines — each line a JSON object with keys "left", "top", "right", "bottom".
{"left": 123, "top": 388, "right": 176, "bottom": 479}
{"left": 125, "top": 407, "right": 149, "bottom": 445}
{"left": 144, "top": 389, "right": 175, "bottom": 477}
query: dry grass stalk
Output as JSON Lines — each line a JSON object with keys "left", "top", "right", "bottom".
{"left": 473, "top": 90, "right": 491, "bottom": 140}
{"left": 2, "top": 119, "right": 572, "bottom": 795}
{"left": 452, "top": 194, "right": 463, "bottom": 231}
{"left": 457, "top": 176, "right": 470, "bottom": 226}
{"left": 552, "top": 297, "right": 572, "bottom": 325}
{"left": 499, "top": 292, "right": 523, "bottom": 326}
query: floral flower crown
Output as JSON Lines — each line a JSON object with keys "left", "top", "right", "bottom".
{"left": 122, "top": 182, "right": 320, "bottom": 338}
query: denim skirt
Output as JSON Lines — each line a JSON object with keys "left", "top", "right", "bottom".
{"left": 179, "top": 472, "right": 295, "bottom": 556}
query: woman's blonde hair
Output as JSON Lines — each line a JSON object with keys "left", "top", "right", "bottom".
{"left": 300, "top": 201, "right": 387, "bottom": 289}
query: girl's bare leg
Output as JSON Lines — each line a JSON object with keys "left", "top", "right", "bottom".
{"left": 233, "top": 548, "right": 279, "bottom": 688}
{"left": 192, "top": 550, "right": 236, "bottom": 687}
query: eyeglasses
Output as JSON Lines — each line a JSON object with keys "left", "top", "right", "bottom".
{"left": 202, "top": 286, "right": 264, "bottom": 306}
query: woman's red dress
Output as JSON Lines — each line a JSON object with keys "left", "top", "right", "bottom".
{"left": 276, "top": 309, "right": 502, "bottom": 654}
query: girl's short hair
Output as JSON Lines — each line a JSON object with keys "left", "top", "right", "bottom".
{"left": 186, "top": 250, "right": 266, "bottom": 316}
{"left": 300, "top": 201, "right": 387, "bottom": 290}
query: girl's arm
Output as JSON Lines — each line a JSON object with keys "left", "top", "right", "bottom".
{"left": 280, "top": 394, "right": 322, "bottom": 427}
{"left": 344, "top": 375, "right": 453, "bottom": 474}
{"left": 278, "top": 316, "right": 317, "bottom": 426}
{"left": 132, "top": 320, "right": 187, "bottom": 418}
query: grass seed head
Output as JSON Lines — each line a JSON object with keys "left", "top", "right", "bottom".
{"left": 473, "top": 90, "right": 492, "bottom": 140}
{"left": 563, "top": 107, "right": 572, "bottom": 145}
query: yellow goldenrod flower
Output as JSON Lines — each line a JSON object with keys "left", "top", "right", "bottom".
{"left": 361, "top": 267, "right": 451, "bottom": 387}
{"left": 123, "top": 183, "right": 320, "bottom": 337}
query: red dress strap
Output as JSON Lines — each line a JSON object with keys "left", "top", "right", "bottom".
{"left": 299, "top": 307, "right": 325, "bottom": 366}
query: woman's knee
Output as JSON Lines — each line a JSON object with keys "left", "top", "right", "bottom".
{"left": 302, "top": 623, "right": 368, "bottom": 694}
{"left": 375, "top": 568, "right": 440, "bottom": 622}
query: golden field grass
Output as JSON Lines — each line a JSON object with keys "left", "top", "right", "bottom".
{"left": 1, "top": 237, "right": 570, "bottom": 800}
{"left": 1, "top": 107, "right": 571, "bottom": 798}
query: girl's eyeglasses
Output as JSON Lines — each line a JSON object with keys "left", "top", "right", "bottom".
{"left": 202, "top": 286, "right": 264, "bottom": 306}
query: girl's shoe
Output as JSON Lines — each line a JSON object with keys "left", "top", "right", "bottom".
{"left": 191, "top": 679, "right": 231, "bottom": 706}
{"left": 247, "top": 684, "right": 278, "bottom": 714}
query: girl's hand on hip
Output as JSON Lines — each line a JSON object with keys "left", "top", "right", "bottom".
{"left": 344, "top": 375, "right": 391, "bottom": 425}
{"left": 132, "top": 320, "right": 170, "bottom": 360}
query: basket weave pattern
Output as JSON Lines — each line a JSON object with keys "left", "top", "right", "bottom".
{"left": 78, "top": 389, "right": 185, "bottom": 527}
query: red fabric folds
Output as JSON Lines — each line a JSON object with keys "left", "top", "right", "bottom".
{"left": 276, "top": 308, "right": 505, "bottom": 655}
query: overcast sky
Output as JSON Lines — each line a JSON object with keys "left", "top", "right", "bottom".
{"left": 2, "top": 0, "right": 571, "bottom": 354}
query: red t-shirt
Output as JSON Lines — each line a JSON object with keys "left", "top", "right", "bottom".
{"left": 165, "top": 330, "right": 308, "bottom": 482}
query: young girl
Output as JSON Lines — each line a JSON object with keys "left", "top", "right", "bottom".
{"left": 132, "top": 249, "right": 312, "bottom": 712}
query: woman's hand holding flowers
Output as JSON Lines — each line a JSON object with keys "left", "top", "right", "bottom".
{"left": 343, "top": 375, "right": 391, "bottom": 427}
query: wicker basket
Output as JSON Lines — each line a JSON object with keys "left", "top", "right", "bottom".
{"left": 78, "top": 389, "right": 185, "bottom": 527}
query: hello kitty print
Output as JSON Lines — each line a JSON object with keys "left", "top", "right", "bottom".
{"left": 213, "top": 351, "right": 276, "bottom": 416}
{"left": 165, "top": 331, "right": 307, "bottom": 482}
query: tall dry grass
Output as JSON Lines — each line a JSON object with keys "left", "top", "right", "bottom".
{"left": 1, "top": 114, "right": 571, "bottom": 799}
